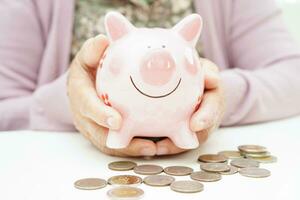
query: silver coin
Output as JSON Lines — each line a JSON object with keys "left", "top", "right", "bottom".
{"left": 230, "top": 158, "right": 260, "bottom": 168}
{"left": 108, "top": 161, "right": 137, "bottom": 171}
{"left": 107, "top": 186, "right": 144, "bottom": 200}
{"left": 190, "top": 171, "right": 222, "bottom": 182}
{"left": 200, "top": 163, "right": 231, "bottom": 173}
{"left": 238, "top": 145, "right": 267, "bottom": 154}
{"left": 219, "top": 165, "right": 239, "bottom": 175}
{"left": 143, "top": 175, "right": 175, "bottom": 187}
{"left": 239, "top": 167, "right": 271, "bottom": 178}
{"left": 198, "top": 154, "right": 228, "bottom": 163}
{"left": 170, "top": 180, "right": 204, "bottom": 193}
{"left": 218, "top": 150, "right": 242, "bottom": 159}
{"left": 133, "top": 164, "right": 163, "bottom": 175}
{"left": 108, "top": 175, "right": 142, "bottom": 186}
{"left": 74, "top": 178, "right": 107, "bottom": 190}
{"left": 249, "top": 155, "right": 277, "bottom": 164}
{"left": 164, "top": 166, "right": 193, "bottom": 176}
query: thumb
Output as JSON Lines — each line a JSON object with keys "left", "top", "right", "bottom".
{"left": 201, "top": 58, "right": 220, "bottom": 90}
{"left": 77, "top": 34, "right": 109, "bottom": 69}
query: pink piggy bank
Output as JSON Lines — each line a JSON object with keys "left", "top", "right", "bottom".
{"left": 96, "top": 12, "right": 204, "bottom": 149}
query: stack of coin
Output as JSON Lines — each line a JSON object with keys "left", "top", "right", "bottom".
{"left": 73, "top": 145, "right": 277, "bottom": 198}
{"left": 238, "top": 145, "right": 277, "bottom": 163}
{"left": 196, "top": 154, "right": 232, "bottom": 181}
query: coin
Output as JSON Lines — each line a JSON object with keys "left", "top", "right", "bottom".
{"left": 108, "top": 175, "right": 142, "bottom": 186}
{"left": 108, "top": 161, "right": 137, "bottom": 171}
{"left": 107, "top": 186, "right": 144, "bottom": 199}
{"left": 238, "top": 145, "right": 267, "bottom": 154}
{"left": 218, "top": 150, "right": 242, "bottom": 159}
{"left": 190, "top": 171, "right": 222, "bottom": 182}
{"left": 230, "top": 158, "right": 260, "bottom": 168}
{"left": 249, "top": 155, "right": 277, "bottom": 164}
{"left": 200, "top": 163, "right": 231, "bottom": 173}
{"left": 198, "top": 154, "right": 228, "bottom": 163}
{"left": 239, "top": 167, "right": 271, "bottom": 178}
{"left": 133, "top": 164, "right": 163, "bottom": 175}
{"left": 74, "top": 178, "right": 107, "bottom": 190}
{"left": 219, "top": 165, "right": 239, "bottom": 175}
{"left": 242, "top": 151, "right": 271, "bottom": 158}
{"left": 170, "top": 180, "right": 204, "bottom": 193}
{"left": 143, "top": 175, "right": 175, "bottom": 187}
{"left": 164, "top": 166, "right": 193, "bottom": 176}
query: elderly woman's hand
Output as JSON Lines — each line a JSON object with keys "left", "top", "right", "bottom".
{"left": 67, "top": 35, "right": 225, "bottom": 157}
{"left": 155, "top": 59, "right": 226, "bottom": 155}
{"left": 67, "top": 35, "right": 158, "bottom": 157}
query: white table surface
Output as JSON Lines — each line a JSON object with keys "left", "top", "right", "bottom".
{"left": 1, "top": 116, "right": 300, "bottom": 200}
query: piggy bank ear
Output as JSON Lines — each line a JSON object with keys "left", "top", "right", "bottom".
{"left": 172, "top": 14, "right": 203, "bottom": 47}
{"left": 104, "top": 12, "right": 135, "bottom": 42}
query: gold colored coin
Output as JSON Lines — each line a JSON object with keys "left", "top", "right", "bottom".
{"left": 218, "top": 151, "right": 242, "bottom": 159}
{"left": 242, "top": 152, "right": 271, "bottom": 158}
{"left": 198, "top": 154, "right": 228, "bottom": 163}
{"left": 164, "top": 166, "right": 193, "bottom": 176}
{"left": 239, "top": 167, "right": 271, "bottom": 178}
{"left": 143, "top": 175, "right": 175, "bottom": 187}
{"left": 249, "top": 155, "right": 277, "bottom": 164}
{"left": 108, "top": 161, "right": 137, "bottom": 171}
{"left": 133, "top": 164, "right": 163, "bottom": 175}
{"left": 107, "top": 186, "right": 144, "bottom": 199}
{"left": 230, "top": 158, "right": 260, "bottom": 168}
{"left": 108, "top": 175, "right": 142, "bottom": 186}
{"left": 238, "top": 145, "right": 267, "bottom": 154}
{"left": 170, "top": 180, "right": 204, "bottom": 193}
{"left": 190, "top": 171, "right": 222, "bottom": 182}
{"left": 200, "top": 163, "right": 231, "bottom": 173}
{"left": 74, "top": 178, "right": 107, "bottom": 190}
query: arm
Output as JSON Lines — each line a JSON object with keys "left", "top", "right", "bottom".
{"left": 0, "top": 1, "right": 74, "bottom": 131}
{"left": 221, "top": 0, "right": 300, "bottom": 126}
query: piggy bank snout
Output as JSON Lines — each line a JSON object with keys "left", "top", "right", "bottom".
{"left": 140, "top": 50, "right": 175, "bottom": 86}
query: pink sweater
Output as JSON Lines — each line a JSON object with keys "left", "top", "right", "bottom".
{"left": 1, "top": 0, "right": 300, "bottom": 131}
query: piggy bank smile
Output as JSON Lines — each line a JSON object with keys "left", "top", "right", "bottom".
{"left": 130, "top": 76, "right": 181, "bottom": 98}
{"left": 129, "top": 49, "right": 182, "bottom": 98}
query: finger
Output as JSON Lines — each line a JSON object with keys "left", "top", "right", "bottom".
{"left": 84, "top": 118, "right": 156, "bottom": 157}
{"left": 190, "top": 89, "right": 221, "bottom": 132}
{"left": 79, "top": 87, "right": 122, "bottom": 130}
{"left": 82, "top": 118, "right": 128, "bottom": 157}
{"left": 69, "top": 57, "right": 122, "bottom": 130}
{"left": 156, "top": 138, "right": 187, "bottom": 155}
{"left": 201, "top": 58, "right": 220, "bottom": 89}
{"left": 117, "top": 138, "right": 157, "bottom": 157}
{"left": 196, "top": 130, "right": 209, "bottom": 144}
{"left": 78, "top": 34, "right": 109, "bottom": 69}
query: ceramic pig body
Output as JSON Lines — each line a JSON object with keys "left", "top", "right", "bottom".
{"left": 96, "top": 12, "right": 204, "bottom": 149}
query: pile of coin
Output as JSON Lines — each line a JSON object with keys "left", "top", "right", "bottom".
{"left": 238, "top": 144, "right": 277, "bottom": 163}
{"left": 74, "top": 144, "right": 276, "bottom": 199}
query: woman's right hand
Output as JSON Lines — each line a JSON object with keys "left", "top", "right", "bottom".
{"left": 67, "top": 35, "right": 157, "bottom": 157}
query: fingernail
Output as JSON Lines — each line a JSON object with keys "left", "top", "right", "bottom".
{"left": 196, "top": 121, "right": 205, "bottom": 131}
{"left": 156, "top": 146, "right": 169, "bottom": 155}
{"left": 209, "top": 72, "right": 220, "bottom": 80}
{"left": 107, "top": 117, "right": 118, "bottom": 129}
{"left": 140, "top": 147, "right": 155, "bottom": 156}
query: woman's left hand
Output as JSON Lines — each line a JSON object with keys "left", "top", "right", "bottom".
{"left": 155, "top": 59, "right": 226, "bottom": 155}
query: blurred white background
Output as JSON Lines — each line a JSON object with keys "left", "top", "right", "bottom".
{"left": 277, "top": 0, "right": 300, "bottom": 42}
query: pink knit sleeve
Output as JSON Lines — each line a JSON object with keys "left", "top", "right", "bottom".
{"left": 0, "top": 1, "right": 75, "bottom": 131}
{"left": 221, "top": 0, "right": 300, "bottom": 125}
